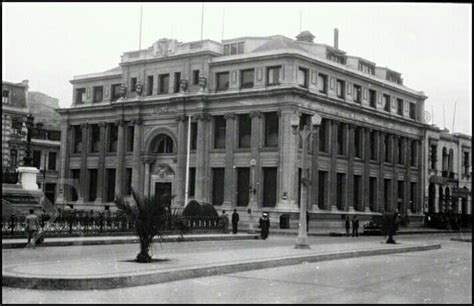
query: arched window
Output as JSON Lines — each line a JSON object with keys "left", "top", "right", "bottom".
{"left": 448, "top": 149, "right": 454, "bottom": 173}
{"left": 151, "top": 134, "right": 174, "bottom": 154}
{"left": 442, "top": 147, "right": 448, "bottom": 172}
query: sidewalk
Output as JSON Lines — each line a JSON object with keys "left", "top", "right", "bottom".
{"left": 3, "top": 237, "right": 441, "bottom": 290}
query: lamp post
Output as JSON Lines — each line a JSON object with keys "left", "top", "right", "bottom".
{"left": 23, "top": 114, "right": 35, "bottom": 167}
{"left": 292, "top": 113, "right": 321, "bottom": 249}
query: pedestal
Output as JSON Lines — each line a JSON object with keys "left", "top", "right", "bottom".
{"left": 17, "top": 167, "right": 39, "bottom": 190}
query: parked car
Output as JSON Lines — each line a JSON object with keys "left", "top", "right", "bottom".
{"left": 363, "top": 215, "right": 384, "bottom": 235}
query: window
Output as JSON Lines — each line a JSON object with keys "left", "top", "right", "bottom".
{"left": 336, "top": 173, "right": 345, "bottom": 210}
{"left": 10, "top": 149, "right": 17, "bottom": 168}
{"left": 366, "top": 90, "right": 376, "bottom": 109}
{"left": 240, "top": 69, "right": 254, "bottom": 89}
{"left": 298, "top": 67, "right": 309, "bottom": 88}
{"left": 353, "top": 84, "right": 362, "bottom": 103}
{"left": 93, "top": 86, "right": 103, "bottom": 103}
{"left": 238, "top": 114, "right": 251, "bottom": 148}
{"left": 383, "top": 94, "right": 391, "bottom": 112}
{"left": 159, "top": 74, "right": 169, "bottom": 94}
{"left": 409, "top": 103, "right": 416, "bottom": 119}
{"left": 369, "top": 177, "right": 377, "bottom": 211}
{"left": 214, "top": 116, "right": 226, "bottom": 149}
{"left": 2, "top": 90, "right": 9, "bottom": 104}
{"left": 73, "top": 125, "right": 82, "bottom": 154}
{"left": 237, "top": 168, "right": 250, "bottom": 206}
{"left": 267, "top": 66, "right": 281, "bottom": 85}
{"left": 106, "top": 169, "right": 116, "bottom": 202}
{"left": 317, "top": 73, "right": 328, "bottom": 94}
{"left": 397, "top": 98, "right": 404, "bottom": 116}
{"left": 354, "top": 127, "right": 362, "bottom": 158}
{"left": 190, "top": 122, "right": 198, "bottom": 150}
{"left": 411, "top": 140, "right": 417, "bottom": 167}
{"left": 463, "top": 152, "right": 470, "bottom": 176}
{"left": 397, "top": 137, "right": 404, "bottom": 164}
{"left": 193, "top": 70, "right": 200, "bottom": 85}
{"left": 212, "top": 168, "right": 225, "bottom": 206}
{"left": 131, "top": 77, "right": 137, "bottom": 92}
{"left": 318, "top": 171, "right": 328, "bottom": 209}
{"left": 124, "top": 168, "right": 132, "bottom": 196}
{"left": 370, "top": 130, "right": 377, "bottom": 160}
{"left": 319, "top": 118, "right": 328, "bottom": 152}
{"left": 75, "top": 88, "right": 86, "bottom": 104}
{"left": 264, "top": 112, "right": 279, "bottom": 147}
{"left": 336, "top": 79, "right": 345, "bottom": 99}
{"left": 337, "top": 123, "right": 345, "bottom": 155}
{"left": 111, "top": 84, "right": 121, "bottom": 101}
{"left": 70, "top": 169, "right": 80, "bottom": 201}
{"left": 88, "top": 169, "right": 98, "bottom": 202}
{"left": 430, "top": 144, "right": 437, "bottom": 169}
{"left": 33, "top": 150, "right": 41, "bottom": 168}
{"left": 397, "top": 180, "right": 404, "bottom": 212}
{"left": 262, "top": 167, "right": 277, "bottom": 207}
{"left": 216, "top": 72, "right": 229, "bottom": 91}
{"left": 174, "top": 72, "right": 181, "bottom": 93}
{"left": 152, "top": 134, "right": 174, "bottom": 153}
{"left": 48, "top": 152, "right": 57, "bottom": 171}
{"left": 108, "top": 124, "right": 118, "bottom": 153}
{"left": 384, "top": 134, "right": 391, "bottom": 162}
{"left": 49, "top": 130, "right": 60, "bottom": 141}
{"left": 147, "top": 76, "right": 154, "bottom": 96}
{"left": 90, "top": 124, "right": 100, "bottom": 153}
{"left": 354, "top": 175, "right": 362, "bottom": 211}
{"left": 188, "top": 167, "right": 196, "bottom": 197}
{"left": 384, "top": 179, "right": 391, "bottom": 212}
{"left": 223, "top": 42, "right": 244, "bottom": 55}
{"left": 126, "top": 125, "right": 134, "bottom": 152}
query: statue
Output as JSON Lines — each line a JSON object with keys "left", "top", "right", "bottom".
{"left": 119, "top": 85, "right": 127, "bottom": 98}
{"left": 180, "top": 79, "right": 188, "bottom": 93}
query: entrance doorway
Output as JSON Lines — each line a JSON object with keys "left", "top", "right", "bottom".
{"left": 155, "top": 182, "right": 172, "bottom": 206}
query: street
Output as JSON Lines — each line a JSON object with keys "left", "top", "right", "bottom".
{"left": 2, "top": 233, "right": 471, "bottom": 304}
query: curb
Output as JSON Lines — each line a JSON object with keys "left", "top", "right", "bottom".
{"left": 2, "top": 243, "right": 441, "bottom": 290}
{"left": 1, "top": 234, "right": 260, "bottom": 249}
{"left": 450, "top": 238, "right": 472, "bottom": 242}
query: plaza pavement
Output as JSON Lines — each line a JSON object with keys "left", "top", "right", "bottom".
{"left": 2, "top": 234, "right": 442, "bottom": 290}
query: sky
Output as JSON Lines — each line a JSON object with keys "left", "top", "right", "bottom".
{"left": 2, "top": 2, "right": 472, "bottom": 135}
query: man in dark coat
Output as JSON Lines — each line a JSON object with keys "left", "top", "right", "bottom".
{"left": 352, "top": 215, "right": 359, "bottom": 237}
{"left": 259, "top": 213, "right": 270, "bottom": 240}
{"left": 231, "top": 209, "right": 239, "bottom": 234}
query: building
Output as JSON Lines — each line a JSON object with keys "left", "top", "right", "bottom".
{"left": 425, "top": 126, "right": 472, "bottom": 217}
{"left": 57, "top": 29, "right": 428, "bottom": 228}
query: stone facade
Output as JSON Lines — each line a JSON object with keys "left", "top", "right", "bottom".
{"left": 57, "top": 31, "right": 428, "bottom": 227}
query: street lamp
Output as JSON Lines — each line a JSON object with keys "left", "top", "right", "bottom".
{"left": 292, "top": 113, "right": 321, "bottom": 249}
{"left": 23, "top": 114, "right": 35, "bottom": 167}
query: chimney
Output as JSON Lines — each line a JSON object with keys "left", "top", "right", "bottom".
{"left": 334, "top": 28, "right": 339, "bottom": 49}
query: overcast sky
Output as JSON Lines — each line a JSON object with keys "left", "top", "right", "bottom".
{"left": 2, "top": 2, "right": 472, "bottom": 134}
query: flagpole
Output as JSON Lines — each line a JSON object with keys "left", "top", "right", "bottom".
{"left": 221, "top": 8, "right": 225, "bottom": 41}
{"left": 452, "top": 101, "right": 457, "bottom": 133}
{"left": 200, "top": 2, "right": 204, "bottom": 41}
{"left": 139, "top": 5, "right": 143, "bottom": 50}
{"left": 184, "top": 115, "right": 192, "bottom": 207}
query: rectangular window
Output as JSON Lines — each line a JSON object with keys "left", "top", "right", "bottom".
{"left": 212, "top": 168, "right": 225, "bottom": 206}
{"left": 319, "top": 118, "right": 328, "bottom": 152}
{"left": 216, "top": 72, "right": 229, "bottom": 91}
{"left": 398, "top": 138, "right": 404, "bottom": 164}
{"left": 88, "top": 169, "right": 97, "bottom": 202}
{"left": 238, "top": 114, "right": 252, "bottom": 148}
{"left": 90, "top": 124, "right": 100, "bottom": 153}
{"left": 127, "top": 125, "right": 134, "bottom": 152}
{"left": 70, "top": 169, "right": 80, "bottom": 201}
{"left": 45, "top": 183, "right": 56, "bottom": 205}
{"left": 188, "top": 167, "right": 196, "bottom": 197}
{"left": 384, "top": 134, "right": 391, "bottom": 162}
{"left": 75, "top": 88, "right": 86, "bottom": 104}
{"left": 92, "top": 86, "right": 103, "bottom": 103}
{"left": 193, "top": 70, "right": 200, "bottom": 85}
{"left": 383, "top": 94, "right": 391, "bottom": 112}
{"left": 336, "top": 173, "right": 345, "bottom": 210}
{"left": 317, "top": 73, "right": 328, "bottom": 94}
{"left": 147, "top": 75, "right": 154, "bottom": 96}
{"left": 48, "top": 152, "right": 57, "bottom": 171}
{"left": 264, "top": 112, "right": 279, "bottom": 147}
{"left": 73, "top": 125, "right": 82, "bottom": 154}
{"left": 240, "top": 69, "right": 254, "bottom": 89}
{"left": 33, "top": 150, "right": 42, "bottom": 168}
{"left": 298, "top": 67, "right": 309, "bottom": 88}
{"left": 337, "top": 123, "right": 345, "bottom": 155}
{"left": 397, "top": 180, "right": 404, "bottom": 211}
{"left": 159, "top": 74, "right": 169, "bottom": 94}
{"left": 354, "top": 127, "right": 362, "bottom": 158}
{"left": 106, "top": 169, "right": 116, "bottom": 202}
{"left": 2, "top": 89, "right": 10, "bottom": 104}
{"left": 354, "top": 175, "right": 361, "bottom": 211}
{"left": 369, "top": 177, "right": 377, "bottom": 211}
{"left": 174, "top": 72, "right": 181, "bottom": 93}
{"left": 262, "top": 167, "right": 277, "bottom": 207}
{"left": 224, "top": 42, "right": 245, "bottom": 55}
{"left": 370, "top": 130, "right": 377, "bottom": 161}
{"left": 384, "top": 179, "right": 391, "bottom": 212}
{"left": 190, "top": 122, "right": 198, "bottom": 150}
{"left": 463, "top": 152, "right": 470, "bottom": 176}
{"left": 397, "top": 98, "right": 404, "bottom": 116}
{"left": 108, "top": 124, "right": 118, "bottom": 153}
{"left": 353, "top": 84, "right": 362, "bottom": 103}
{"left": 411, "top": 140, "right": 417, "bottom": 167}
{"left": 336, "top": 79, "right": 345, "bottom": 99}
{"left": 214, "top": 116, "right": 226, "bottom": 149}
{"left": 111, "top": 84, "right": 121, "bottom": 101}
{"left": 266, "top": 66, "right": 281, "bottom": 85}
{"left": 369, "top": 89, "right": 377, "bottom": 108}
{"left": 318, "top": 171, "right": 327, "bottom": 209}
{"left": 409, "top": 103, "right": 416, "bottom": 119}
{"left": 124, "top": 168, "right": 132, "bottom": 196}
{"left": 237, "top": 168, "right": 250, "bottom": 206}
{"left": 131, "top": 77, "right": 137, "bottom": 92}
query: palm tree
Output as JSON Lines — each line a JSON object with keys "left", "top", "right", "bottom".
{"left": 115, "top": 189, "right": 177, "bottom": 263}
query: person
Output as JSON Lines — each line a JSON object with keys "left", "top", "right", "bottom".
{"left": 25, "top": 209, "right": 41, "bottom": 248}
{"left": 352, "top": 215, "right": 359, "bottom": 237}
{"left": 306, "top": 210, "right": 309, "bottom": 232}
{"left": 345, "top": 215, "right": 351, "bottom": 236}
{"left": 221, "top": 210, "right": 229, "bottom": 234}
{"left": 259, "top": 212, "right": 270, "bottom": 240}
{"left": 231, "top": 209, "right": 239, "bottom": 234}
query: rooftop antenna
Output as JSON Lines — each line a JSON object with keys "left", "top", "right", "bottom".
{"left": 200, "top": 2, "right": 204, "bottom": 41}
{"left": 299, "top": 9, "right": 302, "bottom": 33}
{"left": 221, "top": 8, "right": 225, "bottom": 41}
{"left": 452, "top": 100, "right": 457, "bottom": 133}
{"left": 138, "top": 4, "right": 143, "bottom": 50}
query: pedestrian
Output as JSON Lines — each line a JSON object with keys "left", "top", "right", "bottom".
{"left": 232, "top": 209, "right": 239, "bottom": 234}
{"left": 24, "top": 209, "right": 41, "bottom": 248}
{"left": 259, "top": 212, "right": 270, "bottom": 240}
{"left": 221, "top": 210, "right": 229, "bottom": 234}
{"left": 306, "top": 210, "right": 309, "bottom": 232}
{"left": 352, "top": 215, "right": 359, "bottom": 237}
{"left": 345, "top": 215, "right": 351, "bottom": 236}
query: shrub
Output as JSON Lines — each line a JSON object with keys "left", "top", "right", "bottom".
{"left": 200, "top": 203, "right": 219, "bottom": 217}
{"left": 182, "top": 200, "right": 202, "bottom": 217}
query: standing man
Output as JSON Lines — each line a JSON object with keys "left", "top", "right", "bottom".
{"left": 352, "top": 215, "right": 359, "bottom": 237}
{"left": 221, "top": 210, "right": 229, "bottom": 234}
{"left": 259, "top": 212, "right": 270, "bottom": 240}
{"left": 25, "top": 209, "right": 41, "bottom": 248}
{"left": 231, "top": 209, "right": 240, "bottom": 234}
{"left": 345, "top": 215, "right": 351, "bottom": 236}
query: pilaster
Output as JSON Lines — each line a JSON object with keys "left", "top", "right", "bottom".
{"left": 346, "top": 124, "right": 355, "bottom": 212}
{"left": 96, "top": 122, "right": 106, "bottom": 203}
{"left": 195, "top": 113, "right": 211, "bottom": 204}
{"left": 223, "top": 113, "right": 236, "bottom": 206}
{"left": 115, "top": 119, "right": 126, "bottom": 199}
{"left": 79, "top": 123, "right": 88, "bottom": 202}
{"left": 329, "top": 120, "right": 338, "bottom": 211}
{"left": 131, "top": 118, "right": 143, "bottom": 196}
{"left": 175, "top": 115, "right": 187, "bottom": 207}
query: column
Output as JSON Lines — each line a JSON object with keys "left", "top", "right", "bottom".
{"left": 175, "top": 115, "right": 187, "bottom": 207}
{"left": 144, "top": 160, "right": 151, "bottom": 197}
{"left": 131, "top": 118, "right": 143, "bottom": 196}
{"left": 96, "top": 122, "right": 106, "bottom": 203}
{"left": 115, "top": 119, "right": 126, "bottom": 199}
{"left": 329, "top": 121, "right": 338, "bottom": 211}
{"left": 223, "top": 113, "right": 236, "bottom": 206}
{"left": 363, "top": 128, "right": 371, "bottom": 212}
{"left": 378, "top": 131, "right": 385, "bottom": 213}
{"left": 405, "top": 138, "right": 411, "bottom": 215}
{"left": 310, "top": 125, "right": 320, "bottom": 210}
{"left": 79, "top": 123, "right": 88, "bottom": 202}
{"left": 392, "top": 135, "right": 398, "bottom": 212}
{"left": 195, "top": 113, "right": 211, "bottom": 204}
{"left": 250, "top": 111, "right": 261, "bottom": 207}
{"left": 417, "top": 140, "right": 423, "bottom": 214}
{"left": 56, "top": 119, "right": 70, "bottom": 206}
{"left": 346, "top": 124, "right": 355, "bottom": 212}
